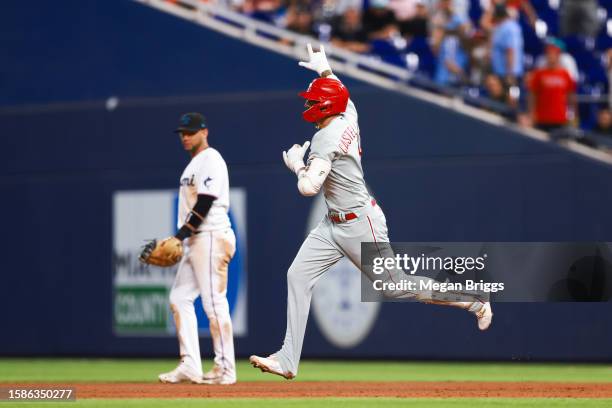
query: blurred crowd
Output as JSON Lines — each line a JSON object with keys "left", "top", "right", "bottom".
{"left": 181, "top": 0, "right": 612, "bottom": 141}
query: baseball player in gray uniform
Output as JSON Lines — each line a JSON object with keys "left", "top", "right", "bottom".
{"left": 249, "top": 44, "right": 493, "bottom": 380}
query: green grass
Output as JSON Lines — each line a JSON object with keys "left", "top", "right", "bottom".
{"left": 0, "top": 359, "right": 610, "bottom": 383}
{"left": 1, "top": 359, "right": 610, "bottom": 407}
{"left": 10, "top": 399, "right": 612, "bottom": 408}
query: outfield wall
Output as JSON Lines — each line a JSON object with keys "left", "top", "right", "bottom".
{"left": 0, "top": 0, "right": 611, "bottom": 361}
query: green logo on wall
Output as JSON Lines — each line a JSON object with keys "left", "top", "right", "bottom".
{"left": 114, "top": 286, "right": 169, "bottom": 333}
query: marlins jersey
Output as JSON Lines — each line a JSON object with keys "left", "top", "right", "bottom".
{"left": 178, "top": 147, "right": 231, "bottom": 232}
{"left": 307, "top": 99, "right": 370, "bottom": 213}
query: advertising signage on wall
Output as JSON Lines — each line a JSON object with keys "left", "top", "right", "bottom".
{"left": 112, "top": 189, "right": 248, "bottom": 337}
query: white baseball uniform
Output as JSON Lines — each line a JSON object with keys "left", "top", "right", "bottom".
{"left": 170, "top": 147, "right": 237, "bottom": 382}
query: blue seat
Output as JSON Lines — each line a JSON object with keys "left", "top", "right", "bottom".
{"left": 368, "top": 39, "right": 406, "bottom": 67}
{"left": 405, "top": 36, "right": 435, "bottom": 76}
{"left": 585, "top": 63, "right": 608, "bottom": 86}
{"left": 535, "top": 6, "right": 559, "bottom": 36}
{"left": 575, "top": 83, "right": 600, "bottom": 130}
{"left": 520, "top": 17, "right": 543, "bottom": 56}
{"left": 531, "top": 0, "right": 553, "bottom": 13}
{"left": 249, "top": 10, "right": 283, "bottom": 25}
{"left": 563, "top": 35, "right": 588, "bottom": 54}
{"left": 468, "top": 0, "right": 483, "bottom": 27}
{"left": 596, "top": 32, "right": 612, "bottom": 52}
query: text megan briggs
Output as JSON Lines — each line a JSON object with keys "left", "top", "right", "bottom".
{"left": 372, "top": 279, "right": 505, "bottom": 293}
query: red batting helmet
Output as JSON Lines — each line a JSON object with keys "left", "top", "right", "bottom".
{"left": 299, "top": 78, "right": 350, "bottom": 123}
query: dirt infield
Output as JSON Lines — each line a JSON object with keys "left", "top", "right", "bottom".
{"left": 7, "top": 382, "right": 612, "bottom": 399}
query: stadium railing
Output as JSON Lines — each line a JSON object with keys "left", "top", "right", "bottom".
{"left": 134, "top": 0, "right": 612, "bottom": 164}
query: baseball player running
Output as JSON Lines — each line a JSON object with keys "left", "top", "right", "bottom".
{"left": 155, "top": 113, "right": 237, "bottom": 385}
{"left": 249, "top": 44, "right": 493, "bottom": 380}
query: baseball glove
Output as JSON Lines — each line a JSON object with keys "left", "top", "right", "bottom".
{"left": 139, "top": 237, "right": 183, "bottom": 267}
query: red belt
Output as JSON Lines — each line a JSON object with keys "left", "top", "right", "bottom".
{"left": 328, "top": 199, "right": 377, "bottom": 224}
{"left": 329, "top": 212, "right": 357, "bottom": 223}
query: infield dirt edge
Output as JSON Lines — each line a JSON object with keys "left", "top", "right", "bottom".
{"left": 5, "top": 381, "right": 612, "bottom": 399}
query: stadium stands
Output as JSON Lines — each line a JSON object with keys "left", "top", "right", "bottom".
{"left": 177, "top": 0, "right": 612, "bottom": 147}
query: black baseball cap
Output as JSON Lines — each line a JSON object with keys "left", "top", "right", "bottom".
{"left": 493, "top": 4, "right": 508, "bottom": 20}
{"left": 174, "top": 112, "right": 207, "bottom": 133}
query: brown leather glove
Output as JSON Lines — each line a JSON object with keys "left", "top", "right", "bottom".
{"left": 138, "top": 237, "right": 183, "bottom": 267}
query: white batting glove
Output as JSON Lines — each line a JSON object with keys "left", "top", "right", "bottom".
{"left": 298, "top": 43, "right": 331, "bottom": 76}
{"left": 282, "top": 141, "right": 311, "bottom": 175}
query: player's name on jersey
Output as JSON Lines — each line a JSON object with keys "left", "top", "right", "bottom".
{"left": 371, "top": 279, "right": 505, "bottom": 294}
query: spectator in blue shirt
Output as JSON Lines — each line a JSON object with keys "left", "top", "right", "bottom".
{"left": 432, "top": 0, "right": 470, "bottom": 86}
{"left": 490, "top": 4, "right": 523, "bottom": 86}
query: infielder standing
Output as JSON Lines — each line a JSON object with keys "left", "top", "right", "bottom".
{"left": 158, "top": 113, "right": 237, "bottom": 385}
{"left": 250, "top": 44, "right": 493, "bottom": 379}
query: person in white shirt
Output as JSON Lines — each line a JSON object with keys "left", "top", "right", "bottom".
{"left": 158, "top": 112, "right": 237, "bottom": 385}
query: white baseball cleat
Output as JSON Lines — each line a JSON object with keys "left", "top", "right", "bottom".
{"left": 158, "top": 364, "right": 204, "bottom": 384}
{"left": 475, "top": 302, "right": 493, "bottom": 331}
{"left": 201, "top": 365, "right": 236, "bottom": 385}
{"left": 249, "top": 355, "right": 294, "bottom": 380}
{"left": 201, "top": 375, "right": 236, "bottom": 385}
{"left": 202, "top": 364, "right": 224, "bottom": 381}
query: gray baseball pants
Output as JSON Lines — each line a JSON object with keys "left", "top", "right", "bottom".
{"left": 275, "top": 203, "right": 401, "bottom": 375}
{"left": 273, "top": 202, "right": 482, "bottom": 376}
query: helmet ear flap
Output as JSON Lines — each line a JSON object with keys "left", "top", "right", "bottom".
{"left": 302, "top": 99, "right": 334, "bottom": 123}
{"left": 302, "top": 101, "right": 321, "bottom": 122}
{"left": 304, "top": 99, "right": 319, "bottom": 109}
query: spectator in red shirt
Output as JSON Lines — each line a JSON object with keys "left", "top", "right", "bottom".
{"left": 527, "top": 39, "right": 577, "bottom": 132}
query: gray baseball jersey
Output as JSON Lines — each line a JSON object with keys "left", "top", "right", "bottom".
{"left": 307, "top": 100, "right": 370, "bottom": 213}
